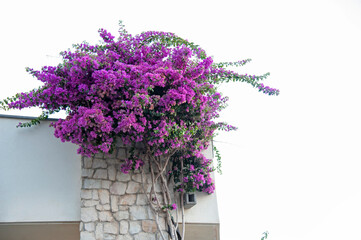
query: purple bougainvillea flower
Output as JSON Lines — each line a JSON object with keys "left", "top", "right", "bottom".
{"left": 3, "top": 23, "right": 279, "bottom": 195}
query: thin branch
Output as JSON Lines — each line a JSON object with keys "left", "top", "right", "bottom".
{"left": 140, "top": 157, "right": 167, "bottom": 240}
{"left": 180, "top": 158, "right": 185, "bottom": 240}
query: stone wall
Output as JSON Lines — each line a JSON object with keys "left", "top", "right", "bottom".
{"left": 79, "top": 143, "right": 167, "bottom": 240}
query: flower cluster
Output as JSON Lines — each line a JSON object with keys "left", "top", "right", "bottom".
{"left": 257, "top": 83, "right": 280, "bottom": 95}
{"left": 120, "top": 158, "right": 144, "bottom": 174}
{"left": 162, "top": 203, "right": 177, "bottom": 211}
{"left": 172, "top": 153, "right": 215, "bottom": 194}
{"left": 2, "top": 24, "right": 279, "bottom": 194}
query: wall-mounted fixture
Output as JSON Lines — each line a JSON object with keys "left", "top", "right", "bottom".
{"left": 184, "top": 193, "right": 197, "bottom": 209}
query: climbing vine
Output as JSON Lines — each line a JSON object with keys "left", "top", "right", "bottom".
{"left": 0, "top": 21, "right": 279, "bottom": 239}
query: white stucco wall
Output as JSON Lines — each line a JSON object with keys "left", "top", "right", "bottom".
{"left": 182, "top": 187, "right": 220, "bottom": 224}
{"left": 0, "top": 116, "right": 81, "bottom": 222}
{"left": 180, "top": 145, "right": 220, "bottom": 224}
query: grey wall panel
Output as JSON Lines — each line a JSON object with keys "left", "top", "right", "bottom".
{"left": 0, "top": 116, "right": 81, "bottom": 222}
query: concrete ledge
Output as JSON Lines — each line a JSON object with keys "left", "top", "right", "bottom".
{"left": 0, "top": 114, "right": 59, "bottom": 121}
{"left": 0, "top": 222, "right": 80, "bottom": 240}
{"left": 178, "top": 222, "right": 220, "bottom": 240}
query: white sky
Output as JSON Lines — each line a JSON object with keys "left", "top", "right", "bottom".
{"left": 1, "top": 0, "right": 361, "bottom": 239}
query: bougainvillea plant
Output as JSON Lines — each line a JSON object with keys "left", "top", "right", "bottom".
{"left": 0, "top": 21, "right": 279, "bottom": 240}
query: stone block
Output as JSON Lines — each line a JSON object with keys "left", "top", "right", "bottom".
{"left": 83, "top": 179, "right": 102, "bottom": 189}
{"left": 94, "top": 169, "right": 108, "bottom": 179}
{"left": 80, "top": 231, "right": 96, "bottom": 240}
{"left": 104, "top": 234, "right": 116, "bottom": 240}
{"left": 147, "top": 206, "right": 155, "bottom": 220}
{"left": 96, "top": 204, "right": 111, "bottom": 211}
{"left": 84, "top": 222, "right": 95, "bottom": 232}
{"left": 81, "top": 207, "right": 98, "bottom": 222}
{"left": 83, "top": 200, "right": 99, "bottom": 207}
{"left": 131, "top": 173, "right": 142, "bottom": 183}
{"left": 154, "top": 183, "right": 162, "bottom": 193}
{"left": 110, "top": 195, "right": 119, "bottom": 212}
{"left": 110, "top": 182, "right": 127, "bottom": 195}
{"left": 158, "top": 217, "right": 166, "bottom": 231}
{"left": 83, "top": 157, "right": 93, "bottom": 169}
{"left": 81, "top": 190, "right": 93, "bottom": 199}
{"left": 129, "top": 206, "right": 147, "bottom": 220}
{"left": 114, "top": 210, "right": 129, "bottom": 221}
{"left": 129, "top": 221, "right": 142, "bottom": 235}
{"left": 93, "top": 158, "right": 107, "bottom": 168}
{"left": 116, "top": 235, "right": 133, "bottom": 240}
{"left": 104, "top": 221, "right": 119, "bottom": 234}
{"left": 145, "top": 174, "right": 152, "bottom": 183}
{"left": 80, "top": 222, "right": 84, "bottom": 231}
{"left": 142, "top": 220, "right": 157, "bottom": 233}
{"left": 82, "top": 169, "right": 94, "bottom": 178}
{"left": 102, "top": 180, "right": 112, "bottom": 189}
{"left": 108, "top": 165, "right": 117, "bottom": 181}
{"left": 95, "top": 223, "right": 103, "bottom": 239}
{"left": 126, "top": 181, "right": 141, "bottom": 194}
{"left": 146, "top": 183, "right": 162, "bottom": 193}
{"left": 116, "top": 172, "right": 131, "bottom": 182}
{"left": 106, "top": 158, "right": 121, "bottom": 165}
{"left": 136, "top": 194, "right": 148, "bottom": 205}
{"left": 119, "top": 220, "right": 129, "bottom": 234}
{"left": 99, "top": 211, "right": 114, "bottom": 222}
{"left": 118, "top": 206, "right": 129, "bottom": 211}
{"left": 93, "top": 190, "right": 99, "bottom": 200}
{"left": 119, "top": 194, "right": 136, "bottom": 206}
{"left": 99, "top": 189, "right": 110, "bottom": 204}
{"left": 134, "top": 232, "right": 156, "bottom": 240}
{"left": 117, "top": 148, "right": 127, "bottom": 159}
